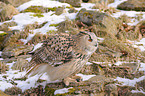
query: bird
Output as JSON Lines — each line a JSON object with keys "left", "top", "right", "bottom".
{"left": 25, "top": 31, "right": 98, "bottom": 85}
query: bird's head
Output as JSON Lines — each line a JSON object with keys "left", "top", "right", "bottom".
{"left": 75, "top": 31, "right": 98, "bottom": 55}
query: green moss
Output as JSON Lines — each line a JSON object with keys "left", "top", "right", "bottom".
{"left": 48, "top": 7, "right": 57, "bottom": 11}
{"left": 83, "top": 12, "right": 93, "bottom": 17}
{"left": 49, "top": 24, "right": 59, "bottom": 27}
{"left": 31, "top": 13, "right": 44, "bottom": 18}
{"left": 47, "top": 30, "right": 57, "bottom": 34}
{"left": 22, "top": 6, "right": 58, "bottom": 13}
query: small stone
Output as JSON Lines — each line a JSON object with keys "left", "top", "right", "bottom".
{"left": 2, "top": 44, "right": 33, "bottom": 58}
{"left": 105, "top": 84, "right": 118, "bottom": 96}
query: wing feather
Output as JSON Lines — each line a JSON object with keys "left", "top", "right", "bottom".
{"left": 29, "top": 35, "right": 74, "bottom": 67}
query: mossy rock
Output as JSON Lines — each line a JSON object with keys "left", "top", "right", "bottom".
{"left": 59, "top": 0, "right": 81, "bottom": 7}
{"left": 76, "top": 8, "right": 119, "bottom": 36}
{"left": 11, "top": 58, "right": 29, "bottom": 71}
{"left": 1, "top": 0, "right": 31, "bottom": 7}
{"left": 0, "top": 61, "right": 9, "bottom": 74}
{"left": 88, "top": 0, "right": 114, "bottom": 4}
{"left": 2, "top": 44, "right": 33, "bottom": 58}
{"left": 0, "top": 4, "right": 19, "bottom": 21}
{"left": 57, "top": 19, "right": 79, "bottom": 34}
{"left": 1, "top": 30, "right": 21, "bottom": 48}
{"left": 22, "top": 6, "right": 57, "bottom": 13}
{"left": 117, "top": 0, "right": 145, "bottom": 11}
{"left": 55, "top": 7, "right": 64, "bottom": 15}
{"left": 28, "top": 33, "right": 48, "bottom": 45}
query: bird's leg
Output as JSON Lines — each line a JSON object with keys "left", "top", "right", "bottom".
{"left": 63, "top": 77, "right": 77, "bottom": 86}
{"left": 63, "top": 75, "right": 83, "bottom": 86}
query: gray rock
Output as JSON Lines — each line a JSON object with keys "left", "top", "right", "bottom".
{"left": 117, "top": 0, "right": 145, "bottom": 11}
{"left": 59, "top": 0, "right": 82, "bottom": 7}
{"left": 76, "top": 8, "right": 119, "bottom": 35}
{"left": 55, "top": 7, "right": 64, "bottom": 15}
{"left": 1, "top": 30, "right": 20, "bottom": 49}
{"left": 105, "top": 84, "right": 118, "bottom": 96}
{"left": 2, "top": 44, "right": 33, "bottom": 58}
{"left": 0, "top": 4, "right": 19, "bottom": 21}
{"left": 87, "top": 0, "right": 114, "bottom": 4}
{"left": 12, "top": 58, "right": 29, "bottom": 71}
{"left": 1, "top": 0, "right": 31, "bottom": 7}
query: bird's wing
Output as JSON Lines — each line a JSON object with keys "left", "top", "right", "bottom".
{"left": 30, "top": 35, "right": 74, "bottom": 67}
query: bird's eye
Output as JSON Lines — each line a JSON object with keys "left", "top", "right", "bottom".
{"left": 88, "top": 38, "right": 93, "bottom": 42}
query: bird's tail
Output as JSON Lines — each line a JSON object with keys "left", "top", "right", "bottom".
{"left": 25, "top": 63, "right": 49, "bottom": 77}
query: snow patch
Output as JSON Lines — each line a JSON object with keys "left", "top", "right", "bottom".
{"left": 31, "top": 43, "right": 43, "bottom": 52}
{"left": 115, "top": 76, "right": 145, "bottom": 87}
{"left": 17, "top": 0, "right": 70, "bottom": 11}
{"left": 76, "top": 73, "right": 96, "bottom": 81}
{"left": 108, "top": 0, "right": 127, "bottom": 8}
{"left": 54, "top": 87, "right": 73, "bottom": 95}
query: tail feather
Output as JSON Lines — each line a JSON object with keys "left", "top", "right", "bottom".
{"left": 25, "top": 64, "right": 49, "bottom": 77}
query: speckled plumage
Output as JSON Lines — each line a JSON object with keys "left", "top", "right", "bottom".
{"left": 26, "top": 31, "right": 98, "bottom": 81}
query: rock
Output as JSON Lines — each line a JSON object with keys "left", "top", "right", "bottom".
{"left": 0, "top": 4, "right": 19, "bottom": 21}
{"left": 76, "top": 8, "right": 119, "bottom": 36}
{"left": 12, "top": 58, "right": 29, "bottom": 71}
{"left": 57, "top": 19, "right": 79, "bottom": 34}
{"left": 0, "top": 61, "right": 9, "bottom": 74}
{"left": 2, "top": 55, "right": 31, "bottom": 63}
{"left": 0, "top": 90, "right": 9, "bottom": 96}
{"left": 135, "top": 20, "right": 145, "bottom": 39}
{"left": 2, "top": 44, "right": 33, "bottom": 58}
{"left": 0, "top": 1, "right": 6, "bottom": 9}
{"left": 55, "top": 7, "right": 64, "bottom": 15}
{"left": 1, "top": 0, "right": 31, "bottom": 7}
{"left": 1, "top": 30, "right": 20, "bottom": 49}
{"left": 105, "top": 84, "right": 118, "bottom": 96}
{"left": 59, "top": 0, "right": 81, "bottom": 7}
{"left": 4, "top": 87, "right": 22, "bottom": 95}
{"left": 117, "top": 0, "right": 145, "bottom": 11}
{"left": 0, "top": 31, "right": 7, "bottom": 50}
{"left": 88, "top": 0, "right": 114, "bottom": 4}
{"left": 68, "top": 8, "right": 78, "bottom": 13}
{"left": 136, "top": 79, "right": 145, "bottom": 92}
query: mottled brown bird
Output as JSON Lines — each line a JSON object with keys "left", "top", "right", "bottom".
{"left": 26, "top": 31, "right": 98, "bottom": 85}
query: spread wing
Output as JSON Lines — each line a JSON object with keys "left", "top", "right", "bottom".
{"left": 29, "top": 35, "right": 74, "bottom": 67}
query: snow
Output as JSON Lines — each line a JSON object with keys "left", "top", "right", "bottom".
{"left": 0, "top": 31, "right": 4, "bottom": 33}
{"left": 139, "top": 63, "right": 145, "bottom": 71}
{"left": 76, "top": 73, "right": 96, "bottom": 81}
{"left": 0, "top": 81, "right": 13, "bottom": 91}
{"left": 131, "top": 38, "right": 145, "bottom": 51}
{"left": 114, "top": 61, "right": 123, "bottom": 66}
{"left": 115, "top": 76, "right": 145, "bottom": 87}
{"left": 86, "top": 62, "right": 92, "bottom": 65}
{"left": 108, "top": 0, "right": 127, "bottom": 8}
{"left": 0, "top": 51, "right": 2, "bottom": 56}
{"left": 54, "top": 87, "right": 73, "bottom": 95}
{"left": 31, "top": 43, "right": 43, "bottom": 52}
{"left": 131, "top": 89, "right": 145, "bottom": 94}
{"left": 17, "top": 0, "right": 70, "bottom": 11}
